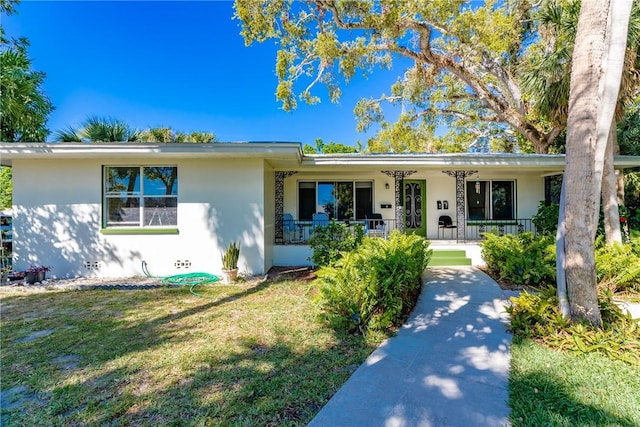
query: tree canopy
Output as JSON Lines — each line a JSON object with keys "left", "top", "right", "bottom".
{"left": 234, "top": 0, "right": 640, "bottom": 154}
{"left": 55, "top": 116, "right": 140, "bottom": 142}
{"left": 234, "top": 0, "right": 553, "bottom": 153}
{"left": 139, "top": 127, "right": 217, "bottom": 143}
{"left": 55, "top": 119, "right": 218, "bottom": 143}
{"left": 303, "top": 138, "right": 360, "bottom": 153}
{"left": 0, "top": 1, "right": 54, "bottom": 142}
{"left": 0, "top": 167, "right": 11, "bottom": 210}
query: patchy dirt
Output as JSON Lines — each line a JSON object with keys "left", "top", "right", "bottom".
{"left": 0, "top": 267, "right": 317, "bottom": 294}
{"left": 265, "top": 266, "right": 317, "bottom": 283}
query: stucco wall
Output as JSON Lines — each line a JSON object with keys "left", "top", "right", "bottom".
{"left": 12, "top": 158, "right": 266, "bottom": 279}
{"left": 263, "top": 165, "right": 275, "bottom": 272}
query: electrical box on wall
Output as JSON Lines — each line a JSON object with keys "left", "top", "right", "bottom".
{"left": 380, "top": 203, "right": 392, "bottom": 209}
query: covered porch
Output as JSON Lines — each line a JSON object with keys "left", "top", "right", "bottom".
{"left": 266, "top": 152, "right": 639, "bottom": 268}
{"left": 269, "top": 159, "right": 551, "bottom": 266}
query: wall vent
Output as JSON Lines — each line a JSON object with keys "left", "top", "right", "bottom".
{"left": 83, "top": 261, "right": 101, "bottom": 271}
{"left": 174, "top": 260, "right": 191, "bottom": 269}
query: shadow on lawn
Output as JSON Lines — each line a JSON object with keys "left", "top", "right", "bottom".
{"left": 87, "top": 338, "right": 359, "bottom": 425}
{"left": 509, "top": 370, "right": 637, "bottom": 426}
{"left": 1, "top": 280, "right": 369, "bottom": 426}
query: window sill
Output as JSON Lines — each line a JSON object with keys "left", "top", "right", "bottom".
{"left": 100, "top": 228, "right": 179, "bottom": 235}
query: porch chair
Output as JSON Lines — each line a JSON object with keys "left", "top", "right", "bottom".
{"left": 282, "top": 213, "right": 300, "bottom": 242}
{"left": 438, "top": 215, "right": 457, "bottom": 239}
{"left": 311, "top": 212, "right": 330, "bottom": 230}
{"left": 365, "top": 213, "right": 386, "bottom": 238}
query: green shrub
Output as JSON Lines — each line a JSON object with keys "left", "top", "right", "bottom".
{"left": 595, "top": 242, "right": 640, "bottom": 293}
{"left": 314, "top": 231, "right": 431, "bottom": 336}
{"left": 308, "top": 221, "right": 364, "bottom": 267}
{"left": 507, "top": 287, "right": 640, "bottom": 365}
{"left": 481, "top": 232, "right": 556, "bottom": 287}
{"left": 507, "top": 286, "right": 569, "bottom": 337}
{"left": 531, "top": 201, "right": 560, "bottom": 236}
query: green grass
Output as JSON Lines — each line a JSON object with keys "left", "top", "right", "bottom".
{"left": 509, "top": 338, "right": 640, "bottom": 426}
{"left": 0, "top": 279, "right": 375, "bottom": 426}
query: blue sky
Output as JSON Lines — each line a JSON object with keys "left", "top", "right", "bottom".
{"left": 3, "top": 1, "right": 404, "bottom": 145}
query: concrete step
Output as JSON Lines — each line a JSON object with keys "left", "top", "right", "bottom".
{"left": 428, "top": 249, "right": 472, "bottom": 266}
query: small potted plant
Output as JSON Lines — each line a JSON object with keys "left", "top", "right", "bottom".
{"left": 221, "top": 241, "right": 240, "bottom": 283}
{"left": 25, "top": 265, "right": 52, "bottom": 284}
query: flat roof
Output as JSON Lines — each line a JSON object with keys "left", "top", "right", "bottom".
{"left": 1, "top": 142, "right": 639, "bottom": 171}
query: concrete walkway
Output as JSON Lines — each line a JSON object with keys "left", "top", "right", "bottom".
{"left": 309, "top": 266, "right": 513, "bottom": 427}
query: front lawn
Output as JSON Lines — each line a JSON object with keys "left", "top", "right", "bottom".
{"left": 0, "top": 278, "right": 374, "bottom": 425}
{"left": 510, "top": 338, "right": 640, "bottom": 426}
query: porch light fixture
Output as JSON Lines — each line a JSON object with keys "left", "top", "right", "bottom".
{"left": 385, "top": 183, "right": 390, "bottom": 190}
{"left": 475, "top": 178, "right": 481, "bottom": 194}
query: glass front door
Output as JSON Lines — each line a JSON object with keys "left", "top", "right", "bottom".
{"left": 404, "top": 179, "right": 426, "bottom": 236}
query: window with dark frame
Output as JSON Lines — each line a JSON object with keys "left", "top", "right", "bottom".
{"left": 298, "top": 181, "right": 373, "bottom": 221}
{"left": 466, "top": 180, "right": 515, "bottom": 220}
{"left": 103, "top": 166, "right": 178, "bottom": 228}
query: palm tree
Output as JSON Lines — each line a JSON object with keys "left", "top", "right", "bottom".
{"left": 521, "top": 0, "right": 640, "bottom": 245}
{"left": 0, "top": 33, "right": 54, "bottom": 141}
{"left": 139, "top": 127, "right": 174, "bottom": 142}
{"left": 54, "top": 116, "right": 139, "bottom": 142}
{"left": 54, "top": 126, "right": 81, "bottom": 142}
{"left": 561, "top": 0, "right": 632, "bottom": 326}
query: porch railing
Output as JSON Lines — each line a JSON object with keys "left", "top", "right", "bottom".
{"left": 278, "top": 218, "right": 400, "bottom": 244}
{"left": 276, "top": 217, "right": 536, "bottom": 244}
{"left": 463, "top": 218, "right": 536, "bottom": 241}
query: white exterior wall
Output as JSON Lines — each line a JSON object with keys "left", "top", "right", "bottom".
{"left": 12, "top": 158, "right": 267, "bottom": 279}
{"left": 423, "top": 170, "right": 545, "bottom": 239}
{"left": 263, "top": 166, "right": 275, "bottom": 272}
{"left": 422, "top": 172, "right": 455, "bottom": 239}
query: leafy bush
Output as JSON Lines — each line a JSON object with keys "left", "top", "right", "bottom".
{"left": 314, "top": 231, "right": 431, "bottom": 335}
{"left": 595, "top": 242, "right": 640, "bottom": 293}
{"left": 531, "top": 201, "right": 559, "bottom": 236}
{"left": 308, "top": 221, "right": 364, "bottom": 267}
{"left": 481, "top": 232, "right": 556, "bottom": 287}
{"left": 507, "top": 287, "right": 640, "bottom": 365}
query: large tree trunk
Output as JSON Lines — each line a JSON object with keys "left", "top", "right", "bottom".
{"left": 602, "top": 120, "right": 622, "bottom": 245}
{"left": 561, "top": 0, "right": 631, "bottom": 326}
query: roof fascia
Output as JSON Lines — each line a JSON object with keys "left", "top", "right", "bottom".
{"left": 0, "top": 142, "right": 304, "bottom": 165}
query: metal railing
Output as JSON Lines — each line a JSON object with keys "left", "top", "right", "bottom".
{"left": 276, "top": 217, "right": 536, "bottom": 244}
{"left": 463, "top": 218, "right": 536, "bottom": 241}
{"left": 278, "top": 218, "right": 399, "bottom": 244}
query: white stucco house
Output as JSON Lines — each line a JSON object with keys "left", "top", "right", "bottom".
{"left": 1, "top": 142, "right": 639, "bottom": 279}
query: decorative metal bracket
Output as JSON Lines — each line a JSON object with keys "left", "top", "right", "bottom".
{"left": 275, "top": 171, "right": 297, "bottom": 243}
{"left": 381, "top": 170, "right": 417, "bottom": 233}
{"left": 442, "top": 170, "right": 478, "bottom": 242}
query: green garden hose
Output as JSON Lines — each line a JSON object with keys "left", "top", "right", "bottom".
{"left": 142, "top": 261, "right": 219, "bottom": 297}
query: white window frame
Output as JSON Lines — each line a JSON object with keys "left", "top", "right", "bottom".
{"left": 103, "top": 165, "right": 178, "bottom": 228}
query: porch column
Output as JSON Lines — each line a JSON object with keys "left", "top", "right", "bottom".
{"left": 381, "top": 170, "right": 416, "bottom": 233}
{"left": 442, "top": 170, "right": 478, "bottom": 242}
{"left": 274, "top": 171, "right": 297, "bottom": 244}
